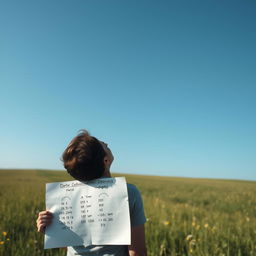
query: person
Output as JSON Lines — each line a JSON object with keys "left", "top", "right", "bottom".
{"left": 36, "top": 130, "right": 147, "bottom": 256}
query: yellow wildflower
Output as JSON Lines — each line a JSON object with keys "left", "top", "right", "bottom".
{"left": 204, "top": 223, "right": 209, "bottom": 228}
{"left": 186, "top": 234, "right": 193, "bottom": 241}
{"left": 0, "top": 241, "right": 4, "bottom": 245}
{"left": 6, "top": 238, "right": 10, "bottom": 241}
{"left": 2, "top": 232, "right": 7, "bottom": 236}
{"left": 163, "top": 221, "right": 171, "bottom": 226}
{"left": 192, "top": 222, "right": 196, "bottom": 227}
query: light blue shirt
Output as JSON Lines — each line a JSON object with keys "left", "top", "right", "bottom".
{"left": 67, "top": 183, "right": 146, "bottom": 256}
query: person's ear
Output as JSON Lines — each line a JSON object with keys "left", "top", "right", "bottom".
{"left": 104, "top": 157, "right": 108, "bottom": 164}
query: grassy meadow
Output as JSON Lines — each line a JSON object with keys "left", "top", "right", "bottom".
{"left": 0, "top": 169, "right": 255, "bottom": 256}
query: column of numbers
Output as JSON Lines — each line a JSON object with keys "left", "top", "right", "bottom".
{"left": 60, "top": 198, "right": 74, "bottom": 230}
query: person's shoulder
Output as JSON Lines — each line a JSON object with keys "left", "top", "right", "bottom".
{"left": 126, "top": 183, "right": 146, "bottom": 226}
{"left": 127, "top": 183, "right": 139, "bottom": 191}
{"left": 127, "top": 183, "right": 142, "bottom": 197}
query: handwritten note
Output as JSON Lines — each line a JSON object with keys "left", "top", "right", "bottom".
{"left": 44, "top": 177, "right": 130, "bottom": 249}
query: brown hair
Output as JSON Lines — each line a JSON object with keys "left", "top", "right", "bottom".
{"left": 61, "top": 130, "right": 106, "bottom": 181}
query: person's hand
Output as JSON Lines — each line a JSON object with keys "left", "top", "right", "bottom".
{"left": 36, "top": 210, "right": 53, "bottom": 233}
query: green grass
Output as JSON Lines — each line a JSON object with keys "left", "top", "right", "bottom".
{"left": 0, "top": 169, "right": 255, "bottom": 256}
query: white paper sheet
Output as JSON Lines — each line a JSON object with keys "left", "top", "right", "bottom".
{"left": 44, "top": 177, "right": 130, "bottom": 249}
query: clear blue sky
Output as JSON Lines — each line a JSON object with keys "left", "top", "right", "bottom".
{"left": 0, "top": 0, "right": 255, "bottom": 180}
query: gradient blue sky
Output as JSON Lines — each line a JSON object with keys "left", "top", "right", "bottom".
{"left": 1, "top": 0, "right": 255, "bottom": 180}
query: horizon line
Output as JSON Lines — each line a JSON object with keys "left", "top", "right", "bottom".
{"left": 0, "top": 168, "right": 255, "bottom": 183}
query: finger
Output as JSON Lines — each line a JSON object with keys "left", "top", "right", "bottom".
{"left": 37, "top": 213, "right": 53, "bottom": 221}
{"left": 37, "top": 219, "right": 52, "bottom": 232}
{"left": 38, "top": 224, "right": 46, "bottom": 233}
{"left": 36, "top": 215, "right": 53, "bottom": 224}
{"left": 37, "top": 216, "right": 52, "bottom": 224}
{"left": 39, "top": 211, "right": 53, "bottom": 216}
{"left": 40, "top": 215, "right": 53, "bottom": 220}
{"left": 38, "top": 219, "right": 52, "bottom": 226}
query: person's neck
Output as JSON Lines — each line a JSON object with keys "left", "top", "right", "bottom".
{"left": 102, "top": 169, "right": 111, "bottom": 178}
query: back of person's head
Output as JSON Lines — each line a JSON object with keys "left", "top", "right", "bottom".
{"left": 62, "top": 130, "right": 106, "bottom": 181}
